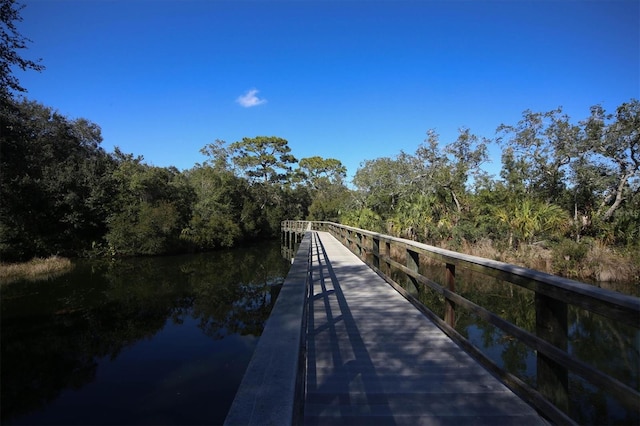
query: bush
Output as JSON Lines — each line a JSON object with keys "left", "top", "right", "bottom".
{"left": 552, "top": 238, "right": 590, "bottom": 278}
{"left": 339, "top": 208, "right": 384, "bottom": 232}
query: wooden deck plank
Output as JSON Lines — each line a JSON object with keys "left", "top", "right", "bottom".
{"left": 304, "top": 231, "right": 548, "bottom": 425}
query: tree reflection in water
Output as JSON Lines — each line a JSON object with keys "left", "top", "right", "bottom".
{"left": 0, "top": 240, "right": 290, "bottom": 425}
{"left": 3, "top": 241, "right": 636, "bottom": 425}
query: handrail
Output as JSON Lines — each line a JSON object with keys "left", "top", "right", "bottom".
{"left": 281, "top": 220, "right": 640, "bottom": 425}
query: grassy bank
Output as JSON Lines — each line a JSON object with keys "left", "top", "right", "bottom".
{"left": 0, "top": 256, "right": 74, "bottom": 285}
{"left": 451, "top": 238, "right": 640, "bottom": 288}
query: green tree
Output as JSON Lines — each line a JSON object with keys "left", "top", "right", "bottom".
{"left": 406, "top": 129, "right": 488, "bottom": 242}
{"left": 0, "top": 0, "right": 44, "bottom": 98}
{"left": 0, "top": 98, "right": 116, "bottom": 260}
{"left": 499, "top": 145, "right": 529, "bottom": 197}
{"left": 494, "top": 198, "right": 569, "bottom": 248}
{"left": 282, "top": 184, "right": 312, "bottom": 221}
{"left": 389, "top": 193, "right": 436, "bottom": 241}
{"left": 351, "top": 129, "right": 487, "bottom": 243}
{"left": 197, "top": 137, "right": 310, "bottom": 241}
{"left": 352, "top": 153, "right": 416, "bottom": 216}
{"left": 106, "top": 152, "right": 194, "bottom": 256}
{"left": 297, "top": 156, "right": 347, "bottom": 190}
{"left": 569, "top": 154, "right": 608, "bottom": 241}
{"left": 307, "top": 190, "right": 347, "bottom": 222}
{"left": 227, "top": 136, "right": 303, "bottom": 236}
{"left": 581, "top": 100, "right": 639, "bottom": 222}
{"left": 182, "top": 165, "right": 247, "bottom": 250}
{"left": 496, "top": 108, "right": 578, "bottom": 204}
{"left": 412, "top": 129, "right": 488, "bottom": 215}
{"left": 298, "top": 156, "right": 349, "bottom": 221}
{"left": 198, "top": 139, "right": 230, "bottom": 172}
{"left": 229, "top": 136, "right": 297, "bottom": 184}
{"left": 339, "top": 207, "right": 384, "bottom": 233}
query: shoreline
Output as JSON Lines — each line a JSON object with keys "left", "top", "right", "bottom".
{"left": 0, "top": 256, "right": 74, "bottom": 285}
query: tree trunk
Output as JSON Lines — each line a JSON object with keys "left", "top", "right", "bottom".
{"left": 602, "top": 171, "right": 633, "bottom": 221}
{"left": 450, "top": 189, "right": 462, "bottom": 213}
{"left": 574, "top": 202, "right": 580, "bottom": 242}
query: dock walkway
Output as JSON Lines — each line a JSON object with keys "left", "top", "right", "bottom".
{"left": 304, "top": 231, "right": 547, "bottom": 425}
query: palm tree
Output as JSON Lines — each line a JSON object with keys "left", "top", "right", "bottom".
{"left": 496, "top": 198, "right": 569, "bottom": 248}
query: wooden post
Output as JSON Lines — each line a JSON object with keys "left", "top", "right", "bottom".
{"left": 362, "top": 234, "right": 368, "bottom": 262}
{"left": 384, "top": 241, "right": 391, "bottom": 276}
{"left": 372, "top": 237, "right": 380, "bottom": 270}
{"left": 406, "top": 248, "right": 419, "bottom": 294}
{"left": 445, "top": 263, "right": 456, "bottom": 327}
{"left": 536, "top": 293, "right": 569, "bottom": 413}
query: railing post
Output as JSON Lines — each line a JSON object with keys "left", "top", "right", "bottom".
{"left": 362, "top": 234, "right": 368, "bottom": 261}
{"left": 445, "top": 263, "right": 456, "bottom": 327}
{"left": 536, "top": 293, "right": 569, "bottom": 413}
{"left": 384, "top": 241, "right": 391, "bottom": 276}
{"left": 349, "top": 230, "right": 354, "bottom": 252}
{"left": 372, "top": 236, "right": 380, "bottom": 270}
{"left": 406, "top": 248, "right": 419, "bottom": 294}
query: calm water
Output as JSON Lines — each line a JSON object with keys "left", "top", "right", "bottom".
{"left": 1, "top": 241, "right": 290, "bottom": 425}
{"left": 3, "top": 239, "right": 638, "bottom": 425}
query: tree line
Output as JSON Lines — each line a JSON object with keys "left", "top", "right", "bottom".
{"left": 2, "top": 95, "right": 638, "bottom": 270}
{"left": 348, "top": 102, "right": 639, "bottom": 245}
{"left": 1, "top": 0, "right": 637, "bottom": 278}
{"left": 0, "top": 98, "right": 351, "bottom": 260}
{"left": 343, "top": 101, "right": 639, "bottom": 280}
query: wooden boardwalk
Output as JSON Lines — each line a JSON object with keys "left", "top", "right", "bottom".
{"left": 304, "top": 231, "right": 548, "bottom": 425}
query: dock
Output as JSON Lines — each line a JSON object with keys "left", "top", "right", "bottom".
{"left": 303, "top": 231, "right": 546, "bottom": 425}
{"left": 225, "top": 230, "right": 548, "bottom": 425}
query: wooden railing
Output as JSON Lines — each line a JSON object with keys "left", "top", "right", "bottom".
{"left": 282, "top": 220, "right": 640, "bottom": 425}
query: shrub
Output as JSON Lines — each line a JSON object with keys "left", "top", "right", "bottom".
{"left": 552, "top": 238, "right": 590, "bottom": 278}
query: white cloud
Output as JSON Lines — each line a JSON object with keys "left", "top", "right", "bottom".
{"left": 236, "top": 89, "right": 267, "bottom": 107}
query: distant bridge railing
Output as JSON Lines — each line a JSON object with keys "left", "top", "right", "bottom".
{"left": 281, "top": 220, "right": 640, "bottom": 425}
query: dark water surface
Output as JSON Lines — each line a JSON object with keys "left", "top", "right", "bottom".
{"left": 3, "top": 238, "right": 637, "bottom": 425}
{"left": 1, "top": 241, "right": 290, "bottom": 425}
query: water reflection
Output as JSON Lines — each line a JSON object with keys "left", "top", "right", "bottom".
{"left": 0, "top": 241, "right": 290, "bottom": 425}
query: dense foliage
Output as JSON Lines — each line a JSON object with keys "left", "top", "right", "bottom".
{"left": 1, "top": 100, "right": 117, "bottom": 259}
{"left": 346, "top": 103, "right": 639, "bottom": 246}
{"left": 0, "top": 100, "right": 339, "bottom": 260}
{"left": 2, "top": 95, "right": 638, "bottom": 275}
{"left": 1, "top": 1, "right": 637, "bottom": 278}
{"left": 0, "top": 0, "right": 44, "bottom": 97}
{"left": 341, "top": 102, "right": 639, "bottom": 281}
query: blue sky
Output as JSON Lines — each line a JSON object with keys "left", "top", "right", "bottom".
{"left": 16, "top": 0, "right": 639, "bottom": 181}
